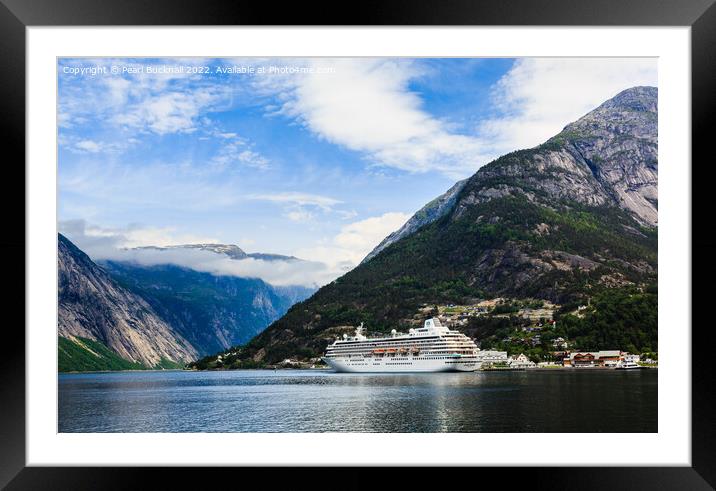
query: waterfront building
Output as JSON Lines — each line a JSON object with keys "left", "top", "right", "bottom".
{"left": 567, "top": 350, "right": 623, "bottom": 367}
{"left": 509, "top": 353, "right": 536, "bottom": 369}
{"left": 475, "top": 350, "right": 508, "bottom": 365}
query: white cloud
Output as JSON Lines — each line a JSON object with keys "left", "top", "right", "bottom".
{"left": 480, "top": 58, "right": 658, "bottom": 155}
{"left": 62, "top": 136, "right": 138, "bottom": 155}
{"left": 59, "top": 59, "right": 230, "bottom": 138}
{"left": 60, "top": 213, "right": 411, "bottom": 288}
{"left": 211, "top": 137, "right": 270, "bottom": 169}
{"left": 255, "top": 58, "right": 492, "bottom": 179}
{"left": 113, "top": 90, "right": 219, "bottom": 135}
{"left": 249, "top": 191, "right": 344, "bottom": 224}
{"left": 249, "top": 192, "right": 342, "bottom": 210}
{"left": 296, "top": 212, "right": 411, "bottom": 268}
{"left": 59, "top": 219, "right": 332, "bottom": 288}
{"left": 285, "top": 209, "right": 315, "bottom": 223}
{"left": 74, "top": 139, "right": 103, "bottom": 153}
{"left": 60, "top": 220, "right": 220, "bottom": 249}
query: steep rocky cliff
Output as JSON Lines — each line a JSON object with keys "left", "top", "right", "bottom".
{"left": 58, "top": 234, "right": 197, "bottom": 368}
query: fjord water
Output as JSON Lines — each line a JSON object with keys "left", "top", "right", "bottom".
{"left": 58, "top": 369, "right": 657, "bottom": 433}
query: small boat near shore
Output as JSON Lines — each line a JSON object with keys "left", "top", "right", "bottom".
{"left": 615, "top": 360, "right": 642, "bottom": 370}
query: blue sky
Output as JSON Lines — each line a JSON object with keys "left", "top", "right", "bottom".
{"left": 58, "top": 57, "right": 657, "bottom": 286}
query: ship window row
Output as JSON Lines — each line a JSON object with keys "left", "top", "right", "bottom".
{"left": 331, "top": 338, "right": 474, "bottom": 348}
{"left": 332, "top": 349, "right": 475, "bottom": 355}
{"left": 328, "top": 342, "right": 474, "bottom": 351}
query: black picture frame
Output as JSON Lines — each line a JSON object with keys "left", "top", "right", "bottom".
{"left": 2, "top": 0, "right": 714, "bottom": 488}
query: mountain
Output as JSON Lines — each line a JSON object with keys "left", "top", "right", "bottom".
{"left": 58, "top": 234, "right": 197, "bottom": 370}
{"left": 100, "top": 260, "right": 314, "bottom": 356}
{"left": 135, "top": 243, "right": 300, "bottom": 262}
{"left": 214, "top": 86, "right": 658, "bottom": 366}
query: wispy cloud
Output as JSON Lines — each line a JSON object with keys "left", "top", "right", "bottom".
{"left": 253, "top": 58, "right": 492, "bottom": 179}
{"left": 249, "top": 192, "right": 344, "bottom": 223}
{"left": 211, "top": 136, "right": 270, "bottom": 170}
{"left": 478, "top": 58, "right": 658, "bottom": 155}
{"left": 59, "top": 59, "right": 231, "bottom": 138}
{"left": 112, "top": 89, "right": 220, "bottom": 135}
{"left": 60, "top": 220, "right": 220, "bottom": 249}
{"left": 249, "top": 192, "right": 342, "bottom": 210}
{"left": 295, "top": 212, "right": 411, "bottom": 268}
{"left": 61, "top": 213, "right": 410, "bottom": 288}
{"left": 61, "top": 219, "right": 332, "bottom": 287}
{"left": 61, "top": 136, "right": 140, "bottom": 155}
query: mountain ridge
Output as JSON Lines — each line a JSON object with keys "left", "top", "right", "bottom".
{"left": 133, "top": 243, "right": 301, "bottom": 262}
{"left": 362, "top": 86, "right": 656, "bottom": 264}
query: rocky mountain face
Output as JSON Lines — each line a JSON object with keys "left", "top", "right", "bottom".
{"left": 225, "top": 86, "right": 658, "bottom": 365}
{"left": 101, "top": 260, "right": 314, "bottom": 357}
{"left": 58, "top": 234, "right": 197, "bottom": 368}
{"left": 457, "top": 86, "right": 658, "bottom": 226}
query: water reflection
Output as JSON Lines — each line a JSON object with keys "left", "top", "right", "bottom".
{"left": 58, "top": 369, "right": 657, "bottom": 433}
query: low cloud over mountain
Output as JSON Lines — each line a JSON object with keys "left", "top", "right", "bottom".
{"left": 59, "top": 220, "right": 334, "bottom": 287}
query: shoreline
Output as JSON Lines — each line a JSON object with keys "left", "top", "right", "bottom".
{"left": 60, "top": 365, "right": 657, "bottom": 375}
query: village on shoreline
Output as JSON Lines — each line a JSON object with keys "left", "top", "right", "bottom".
{"left": 271, "top": 297, "right": 658, "bottom": 371}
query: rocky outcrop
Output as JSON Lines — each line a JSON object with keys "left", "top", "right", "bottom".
{"left": 58, "top": 234, "right": 197, "bottom": 367}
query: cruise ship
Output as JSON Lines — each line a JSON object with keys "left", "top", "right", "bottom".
{"left": 322, "top": 318, "right": 480, "bottom": 373}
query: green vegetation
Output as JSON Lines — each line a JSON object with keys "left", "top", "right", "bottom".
{"left": 59, "top": 336, "right": 187, "bottom": 372}
{"left": 187, "top": 352, "right": 264, "bottom": 370}
{"left": 554, "top": 286, "right": 658, "bottom": 352}
{"left": 58, "top": 336, "right": 146, "bottom": 372}
{"left": 470, "top": 286, "right": 657, "bottom": 362}
{"left": 153, "top": 358, "right": 184, "bottom": 369}
{"left": 492, "top": 303, "right": 520, "bottom": 315}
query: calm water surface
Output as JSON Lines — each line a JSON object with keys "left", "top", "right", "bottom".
{"left": 58, "top": 369, "right": 657, "bottom": 432}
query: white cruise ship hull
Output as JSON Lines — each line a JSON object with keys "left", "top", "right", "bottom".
{"left": 323, "top": 318, "right": 480, "bottom": 373}
{"left": 323, "top": 356, "right": 479, "bottom": 373}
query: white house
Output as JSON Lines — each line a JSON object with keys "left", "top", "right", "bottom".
{"left": 509, "top": 353, "right": 536, "bottom": 369}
